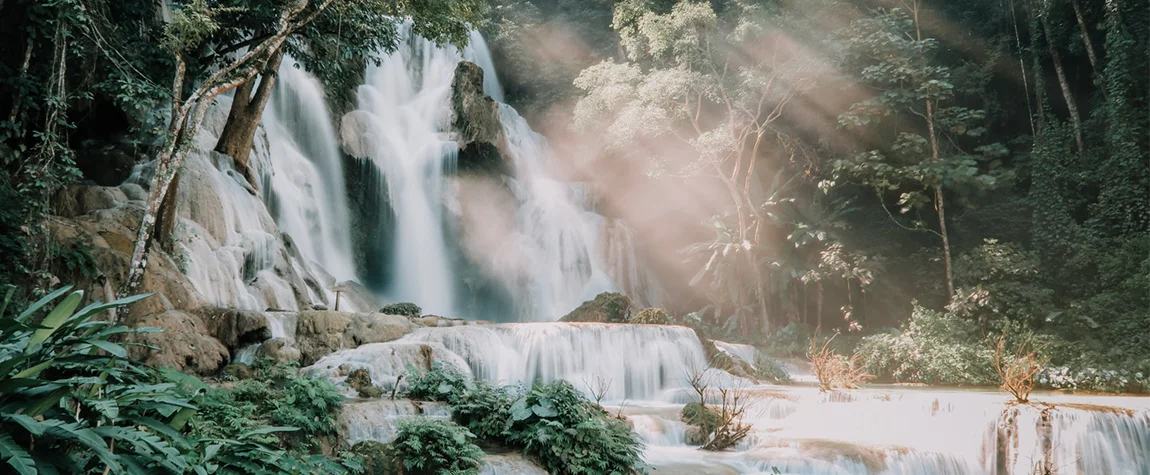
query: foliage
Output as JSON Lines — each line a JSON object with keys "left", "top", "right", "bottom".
{"left": 753, "top": 353, "right": 793, "bottom": 385}
{"left": 504, "top": 381, "right": 643, "bottom": 475}
{"left": 992, "top": 335, "right": 1045, "bottom": 403}
{"left": 630, "top": 307, "right": 673, "bottom": 325}
{"left": 855, "top": 304, "right": 994, "bottom": 386}
{"left": 187, "top": 361, "right": 344, "bottom": 454}
{"left": 392, "top": 419, "right": 484, "bottom": 475}
{"left": 405, "top": 366, "right": 643, "bottom": 475}
{"left": 380, "top": 302, "right": 423, "bottom": 318}
{"left": 679, "top": 365, "right": 755, "bottom": 451}
{"left": 0, "top": 286, "right": 195, "bottom": 474}
{"left": 762, "top": 322, "right": 810, "bottom": 357}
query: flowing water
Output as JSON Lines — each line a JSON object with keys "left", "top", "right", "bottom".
{"left": 342, "top": 23, "right": 658, "bottom": 320}
{"left": 309, "top": 322, "right": 1150, "bottom": 475}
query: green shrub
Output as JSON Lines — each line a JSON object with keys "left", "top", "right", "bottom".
{"left": 450, "top": 380, "right": 515, "bottom": 440}
{"left": 392, "top": 420, "right": 484, "bottom": 475}
{"left": 680, "top": 401, "right": 720, "bottom": 437}
{"left": 763, "top": 322, "right": 809, "bottom": 357}
{"left": 505, "top": 381, "right": 643, "bottom": 475}
{"left": 855, "top": 304, "right": 994, "bottom": 385}
{"left": 380, "top": 302, "right": 422, "bottom": 317}
{"left": 406, "top": 363, "right": 472, "bottom": 403}
{"left": 754, "top": 353, "right": 793, "bottom": 384}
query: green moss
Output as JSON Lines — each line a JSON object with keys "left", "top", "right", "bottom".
{"left": 559, "top": 292, "right": 632, "bottom": 323}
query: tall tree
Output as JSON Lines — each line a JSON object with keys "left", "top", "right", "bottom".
{"left": 831, "top": 2, "right": 1003, "bottom": 304}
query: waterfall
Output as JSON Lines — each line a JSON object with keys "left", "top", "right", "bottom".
{"left": 263, "top": 58, "right": 357, "bottom": 282}
{"left": 344, "top": 23, "right": 658, "bottom": 320}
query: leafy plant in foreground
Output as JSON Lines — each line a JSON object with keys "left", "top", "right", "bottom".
{"left": 392, "top": 419, "right": 484, "bottom": 475}
{"left": 0, "top": 285, "right": 193, "bottom": 474}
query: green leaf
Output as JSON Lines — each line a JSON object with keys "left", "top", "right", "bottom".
{"left": 27, "top": 291, "right": 83, "bottom": 352}
{"left": 0, "top": 432, "right": 35, "bottom": 475}
{"left": 17, "top": 285, "right": 74, "bottom": 321}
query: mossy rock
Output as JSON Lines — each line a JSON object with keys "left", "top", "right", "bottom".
{"left": 700, "top": 337, "right": 757, "bottom": 380}
{"left": 351, "top": 441, "right": 401, "bottom": 475}
{"left": 347, "top": 368, "right": 383, "bottom": 398}
{"left": 630, "top": 307, "right": 673, "bottom": 325}
{"left": 680, "top": 401, "right": 720, "bottom": 444}
{"left": 560, "top": 292, "right": 632, "bottom": 323}
{"left": 380, "top": 302, "right": 422, "bottom": 317}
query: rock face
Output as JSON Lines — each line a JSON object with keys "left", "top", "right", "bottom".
{"left": 560, "top": 292, "right": 633, "bottom": 323}
{"left": 295, "top": 311, "right": 417, "bottom": 365}
{"left": 125, "top": 310, "right": 230, "bottom": 374}
{"left": 451, "top": 61, "right": 509, "bottom": 177}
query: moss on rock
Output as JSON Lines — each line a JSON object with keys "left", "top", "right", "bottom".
{"left": 560, "top": 292, "right": 633, "bottom": 323}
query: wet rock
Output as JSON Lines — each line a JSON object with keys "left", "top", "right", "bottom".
{"left": 198, "top": 307, "right": 271, "bottom": 349}
{"left": 120, "top": 183, "right": 148, "bottom": 202}
{"left": 256, "top": 338, "right": 301, "bottom": 365}
{"left": 75, "top": 144, "right": 137, "bottom": 186}
{"left": 339, "top": 399, "right": 452, "bottom": 445}
{"left": 339, "top": 110, "right": 378, "bottom": 159}
{"left": 53, "top": 185, "right": 125, "bottom": 217}
{"left": 224, "top": 363, "right": 255, "bottom": 379}
{"left": 295, "top": 311, "right": 417, "bottom": 366}
{"left": 347, "top": 368, "right": 383, "bottom": 398}
{"left": 560, "top": 292, "right": 633, "bottom": 323}
{"left": 451, "top": 61, "right": 502, "bottom": 147}
{"left": 335, "top": 280, "right": 379, "bottom": 313}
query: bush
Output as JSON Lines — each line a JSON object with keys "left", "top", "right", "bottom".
{"left": 505, "top": 381, "right": 643, "bottom": 474}
{"left": 754, "top": 353, "right": 793, "bottom": 384}
{"left": 763, "top": 322, "right": 809, "bottom": 357}
{"left": 855, "top": 304, "right": 994, "bottom": 385}
{"left": 630, "top": 307, "right": 673, "bottom": 324}
{"left": 392, "top": 420, "right": 484, "bottom": 475}
{"left": 380, "top": 302, "right": 422, "bottom": 317}
{"left": 406, "top": 363, "right": 472, "bottom": 403}
{"left": 405, "top": 366, "right": 644, "bottom": 474}
{"left": 809, "top": 334, "right": 873, "bottom": 391}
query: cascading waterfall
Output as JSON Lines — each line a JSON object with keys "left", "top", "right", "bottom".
{"left": 263, "top": 58, "right": 357, "bottom": 282}
{"left": 347, "top": 23, "right": 658, "bottom": 320}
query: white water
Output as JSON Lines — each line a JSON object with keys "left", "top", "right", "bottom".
{"left": 343, "top": 23, "right": 657, "bottom": 320}
{"left": 264, "top": 58, "right": 357, "bottom": 282}
{"left": 310, "top": 322, "right": 1150, "bottom": 475}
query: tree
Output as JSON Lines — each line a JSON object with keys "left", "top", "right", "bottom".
{"left": 574, "top": 0, "right": 818, "bottom": 335}
{"left": 831, "top": 2, "right": 1003, "bottom": 304}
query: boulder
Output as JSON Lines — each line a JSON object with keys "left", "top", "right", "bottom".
{"left": 630, "top": 307, "right": 673, "bottom": 325}
{"left": 347, "top": 368, "right": 383, "bottom": 398}
{"left": 256, "top": 338, "right": 301, "bottom": 365}
{"left": 124, "top": 310, "right": 230, "bottom": 375}
{"left": 451, "top": 61, "right": 502, "bottom": 146}
{"left": 75, "top": 144, "right": 137, "bottom": 186}
{"left": 339, "top": 110, "right": 378, "bottom": 159}
{"left": 560, "top": 292, "right": 633, "bottom": 323}
{"left": 335, "top": 280, "right": 380, "bottom": 313}
{"left": 197, "top": 307, "right": 272, "bottom": 350}
{"left": 53, "top": 185, "right": 126, "bottom": 217}
{"left": 295, "top": 311, "right": 417, "bottom": 365}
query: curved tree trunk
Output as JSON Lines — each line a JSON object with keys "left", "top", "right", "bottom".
{"left": 215, "top": 47, "right": 286, "bottom": 187}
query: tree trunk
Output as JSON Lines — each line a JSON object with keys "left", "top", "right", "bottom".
{"left": 816, "top": 281, "right": 823, "bottom": 330}
{"left": 215, "top": 47, "right": 285, "bottom": 187}
{"left": 1070, "top": 0, "right": 1099, "bottom": 70}
{"left": 936, "top": 186, "right": 955, "bottom": 302}
{"left": 155, "top": 171, "right": 181, "bottom": 253}
{"left": 1041, "top": 12, "right": 1087, "bottom": 155}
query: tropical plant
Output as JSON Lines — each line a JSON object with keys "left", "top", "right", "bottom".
{"left": 0, "top": 285, "right": 200, "bottom": 474}
{"left": 392, "top": 419, "right": 484, "bottom": 475}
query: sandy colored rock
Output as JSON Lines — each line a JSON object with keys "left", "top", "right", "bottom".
{"left": 125, "top": 310, "right": 230, "bottom": 375}
{"left": 296, "top": 311, "right": 417, "bottom": 365}
{"left": 256, "top": 338, "right": 301, "bottom": 365}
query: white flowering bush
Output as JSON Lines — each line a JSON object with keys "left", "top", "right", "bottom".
{"left": 1039, "top": 366, "right": 1148, "bottom": 393}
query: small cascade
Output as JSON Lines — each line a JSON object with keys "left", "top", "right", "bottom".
{"left": 987, "top": 403, "right": 1150, "bottom": 475}
{"left": 233, "top": 312, "right": 294, "bottom": 365}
